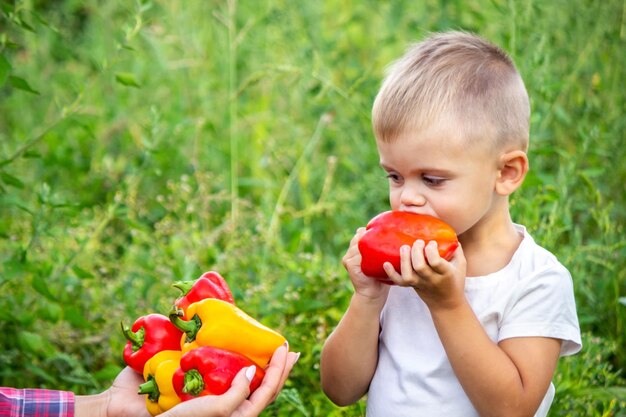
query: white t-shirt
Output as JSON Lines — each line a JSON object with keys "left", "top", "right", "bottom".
{"left": 366, "top": 225, "right": 582, "bottom": 417}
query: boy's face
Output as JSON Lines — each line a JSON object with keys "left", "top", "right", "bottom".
{"left": 376, "top": 122, "right": 502, "bottom": 237}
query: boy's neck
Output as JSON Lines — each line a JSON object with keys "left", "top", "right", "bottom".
{"left": 458, "top": 203, "right": 523, "bottom": 277}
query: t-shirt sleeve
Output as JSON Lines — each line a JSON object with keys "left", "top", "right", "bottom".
{"left": 498, "top": 263, "right": 582, "bottom": 356}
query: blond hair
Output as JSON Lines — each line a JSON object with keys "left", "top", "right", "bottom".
{"left": 372, "top": 31, "right": 530, "bottom": 151}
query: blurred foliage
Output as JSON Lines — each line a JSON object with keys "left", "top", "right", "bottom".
{"left": 552, "top": 333, "right": 626, "bottom": 416}
{"left": 1, "top": 0, "right": 625, "bottom": 415}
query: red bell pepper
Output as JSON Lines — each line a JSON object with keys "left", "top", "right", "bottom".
{"left": 173, "top": 271, "right": 235, "bottom": 319}
{"left": 121, "top": 313, "right": 184, "bottom": 374}
{"left": 358, "top": 211, "right": 459, "bottom": 284}
{"left": 172, "top": 346, "right": 265, "bottom": 401}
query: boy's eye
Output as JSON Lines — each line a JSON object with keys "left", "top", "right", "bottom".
{"left": 423, "top": 176, "right": 446, "bottom": 186}
{"left": 385, "top": 173, "right": 402, "bottom": 183}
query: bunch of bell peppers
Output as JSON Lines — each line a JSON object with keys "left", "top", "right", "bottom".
{"left": 121, "top": 271, "right": 287, "bottom": 416}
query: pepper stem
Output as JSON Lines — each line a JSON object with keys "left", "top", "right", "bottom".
{"left": 120, "top": 321, "right": 145, "bottom": 352}
{"left": 172, "top": 280, "right": 195, "bottom": 296}
{"left": 169, "top": 308, "right": 201, "bottom": 342}
{"left": 138, "top": 378, "right": 160, "bottom": 402}
{"left": 183, "top": 369, "right": 204, "bottom": 396}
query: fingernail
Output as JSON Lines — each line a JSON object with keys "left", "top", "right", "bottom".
{"left": 245, "top": 366, "right": 256, "bottom": 381}
{"left": 293, "top": 352, "right": 301, "bottom": 365}
{"left": 283, "top": 340, "right": 289, "bottom": 349}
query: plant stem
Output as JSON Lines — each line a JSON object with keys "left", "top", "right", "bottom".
{"left": 228, "top": 0, "right": 239, "bottom": 226}
{"left": 266, "top": 113, "right": 331, "bottom": 249}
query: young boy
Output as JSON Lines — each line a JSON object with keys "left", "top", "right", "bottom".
{"left": 320, "top": 31, "right": 581, "bottom": 417}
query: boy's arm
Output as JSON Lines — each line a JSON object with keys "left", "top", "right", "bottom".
{"left": 320, "top": 228, "right": 389, "bottom": 406}
{"left": 320, "top": 292, "right": 385, "bottom": 406}
{"left": 430, "top": 302, "right": 561, "bottom": 417}
{"left": 389, "top": 241, "right": 562, "bottom": 417}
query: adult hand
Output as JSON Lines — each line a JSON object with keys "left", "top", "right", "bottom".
{"left": 96, "top": 343, "right": 298, "bottom": 417}
{"left": 74, "top": 366, "right": 150, "bottom": 417}
{"left": 106, "top": 366, "right": 152, "bottom": 417}
{"left": 159, "top": 343, "right": 298, "bottom": 417}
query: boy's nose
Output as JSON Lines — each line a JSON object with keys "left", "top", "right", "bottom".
{"left": 400, "top": 186, "right": 426, "bottom": 208}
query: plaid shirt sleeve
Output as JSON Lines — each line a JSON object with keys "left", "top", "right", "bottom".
{"left": 0, "top": 388, "right": 75, "bottom": 417}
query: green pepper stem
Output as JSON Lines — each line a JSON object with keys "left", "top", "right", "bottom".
{"left": 120, "top": 321, "right": 144, "bottom": 352}
{"left": 168, "top": 308, "right": 201, "bottom": 341}
{"left": 138, "top": 378, "right": 160, "bottom": 402}
{"left": 183, "top": 369, "right": 204, "bottom": 396}
{"left": 172, "top": 280, "right": 195, "bottom": 296}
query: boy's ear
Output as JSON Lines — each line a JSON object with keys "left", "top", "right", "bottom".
{"left": 495, "top": 150, "right": 529, "bottom": 196}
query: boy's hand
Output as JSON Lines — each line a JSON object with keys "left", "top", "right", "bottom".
{"left": 343, "top": 227, "right": 390, "bottom": 301}
{"left": 384, "top": 240, "right": 466, "bottom": 310}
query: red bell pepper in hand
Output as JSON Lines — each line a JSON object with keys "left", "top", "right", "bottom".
{"left": 172, "top": 346, "right": 265, "bottom": 401}
{"left": 121, "top": 313, "right": 184, "bottom": 374}
{"left": 358, "top": 211, "right": 459, "bottom": 284}
{"left": 173, "top": 271, "right": 235, "bottom": 319}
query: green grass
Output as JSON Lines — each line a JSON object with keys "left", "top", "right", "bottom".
{"left": 1, "top": 0, "right": 625, "bottom": 415}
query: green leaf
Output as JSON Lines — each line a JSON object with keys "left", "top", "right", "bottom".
{"left": 115, "top": 72, "right": 141, "bottom": 88}
{"left": 24, "top": 363, "right": 56, "bottom": 383}
{"left": 17, "top": 331, "right": 46, "bottom": 354}
{"left": 0, "top": 53, "right": 11, "bottom": 87}
{"left": 38, "top": 302, "right": 62, "bottom": 323}
{"left": 16, "top": 17, "right": 36, "bottom": 33}
{"left": 32, "top": 275, "right": 56, "bottom": 301}
{"left": 32, "top": 11, "right": 59, "bottom": 33}
{"left": 1, "top": 2, "right": 13, "bottom": 14}
{"left": 94, "top": 364, "right": 123, "bottom": 382}
{"left": 1, "top": 171, "right": 24, "bottom": 189}
{"left": 8, "top": 75, "right": 40, "bottom": 95}
{"left": 275, "top": 388, "right": 311, "bottom": 417}
{"left": 22, "top": 150, "right": 42, "bottom": 159}
{"left": 64, "top": 306, "right": 90, "bottom": 329}
{"left": 72, "top": 265, "right": 94, "bottom": 280}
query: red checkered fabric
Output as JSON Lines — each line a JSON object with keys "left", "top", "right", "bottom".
{"left": 0, "top": 388, "right": 75, "bottom": 417}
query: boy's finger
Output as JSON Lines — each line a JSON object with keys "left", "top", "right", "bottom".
{"left": 410, "top": 240, "right": 429, "bottom": 273}
{"left": 383, "top": 261, "right": 402, "bottom": 284}
{"left": 350, "top": 227, "right": 367, "bottom": 245}
{"left": 424, "top": 241, "right": 447, "bottom": 273}
{"left": 400, "top": 245, "right": 416, "bottom": 279}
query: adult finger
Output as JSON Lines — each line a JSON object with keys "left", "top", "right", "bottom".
{"left": 159, "top": 367, "right": 252, "bottom": 417}
{"left": 276, "top": 351, "right": 299, "bottom": 392}
{"left": 246, "top": 344, "right": 290, "bottom": 409}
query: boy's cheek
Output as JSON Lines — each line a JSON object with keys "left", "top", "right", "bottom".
{"left": 388, "top": 193, "right": 401, "bottom": 210}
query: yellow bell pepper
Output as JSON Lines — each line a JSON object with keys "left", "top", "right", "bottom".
{"left": 169, "top": 298, "right": 287, "bottom": 368}
{"left": 138, "top": 350, "right": 182, "bottom": 416}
